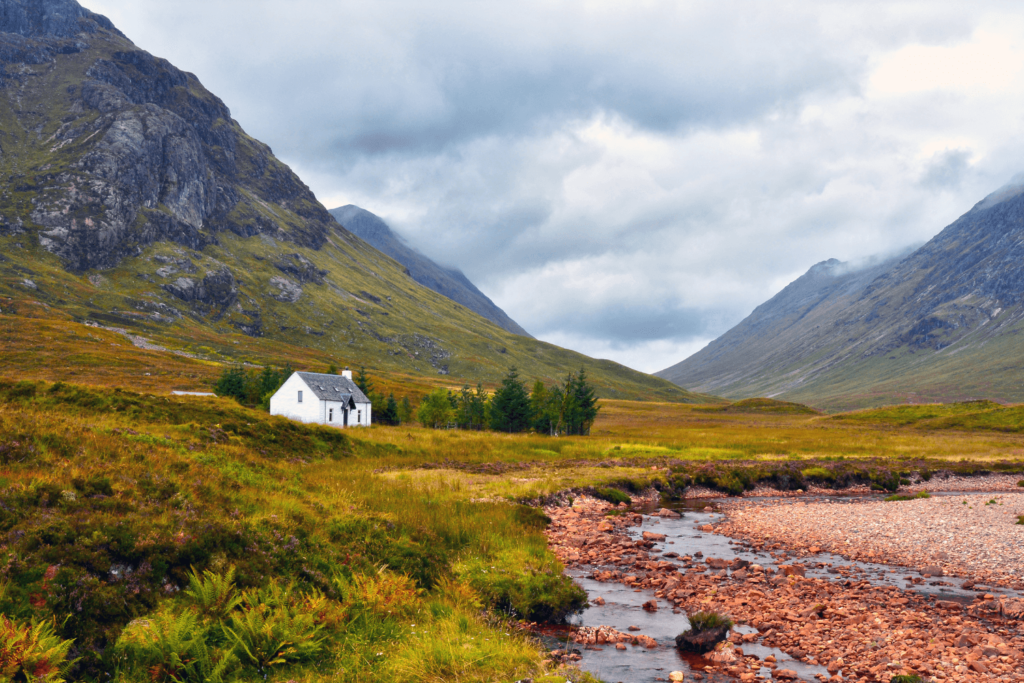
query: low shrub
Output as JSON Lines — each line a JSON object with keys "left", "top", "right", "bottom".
{"left": 870, "top": 470, "right": 902, "bottom": 493}
{"left": 1018, "top": 480, "right": 1024, "bottom": 488}
{"left": 224, "top": 599, "right": 324, "bottom": 672}
{"left": 889, "top": 675, "right": 924, "bottom": 683}
{"left": 676, "top": 610, "right": 733, "bottom": 654}
{"left": 458, "top": 556, "right": 586, "bottom": 623}
{"left": 593, "top": 488, "right": 631, "bottom": 506}
{"left": 685, "top": 611, "right": 733, "bottom": 633}
{"left": 185, "top": 566, "right": 242, "bottom": 622}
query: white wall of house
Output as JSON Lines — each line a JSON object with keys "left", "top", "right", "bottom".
{"left": 352, "top": 402, "right": 371, "bottom": 427}
{"left": 269, "top": 373, "right": 373, "bottom": 427}
{"left": 269, "top": 374, "right": 321, "bottom": 424}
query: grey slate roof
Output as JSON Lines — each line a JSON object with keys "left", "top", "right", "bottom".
{"left": 295, "top": 372, "right": 371, "bottom": 405}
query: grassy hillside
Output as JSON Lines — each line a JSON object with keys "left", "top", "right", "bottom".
{"left": 0, "top": 211, "right": 705, "bottom": 403}
{"left": 778, "top": 329, "right": 1024, "bottom": 411}
{"left": 831, "top": 400, "right": 1024, "bottom": 432}
{"left": 0, "top": 11, "right": 704, "bottom": 405}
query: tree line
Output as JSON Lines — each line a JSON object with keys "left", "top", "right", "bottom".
{"left": 214, "top": 363, "right": 599, "bottom": 436}
{"left": 416, "top": 367, "right": 599, "bottom": 435}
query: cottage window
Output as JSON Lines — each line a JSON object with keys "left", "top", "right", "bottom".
{"left": 328, "top": 408, "right": 334, "bottom": 422}
{"left": 357, "top": 410, "right": 362, "bottom": 423}
{"left": 298, "top": 390, "right": 303, "bottom": 403}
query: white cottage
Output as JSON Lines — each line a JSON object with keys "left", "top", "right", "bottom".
{"left": 269, "top": 369, "right": 372, "bottom": 427}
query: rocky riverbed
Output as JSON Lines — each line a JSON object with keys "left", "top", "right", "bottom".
{"left": 546, "top": 494, "right": 1024, "bottom": 682}
{"left": 719, "top": 492, "right": 1024, "bottom": 591}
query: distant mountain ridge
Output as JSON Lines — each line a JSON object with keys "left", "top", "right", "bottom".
{"left": 657, "top": 180, "right": 1024, "bottom": 409}
{"left": 330, "top": 205, "right": 531, "bottom": 337}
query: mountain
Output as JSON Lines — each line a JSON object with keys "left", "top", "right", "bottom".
{"left": 0, "top": 0, "right": 704, "bottom": 402}
{"left": 657, "top": 180, "right": 1024, "bottom": 409}
{"left": 329, "top": 205, "right": 531, "bottom": 337}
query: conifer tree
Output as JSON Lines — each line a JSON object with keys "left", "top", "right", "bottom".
{"left": 378, "top": 393, "right": 400, "bottom": 426}
{"left": 489, "top": 367, "right": 531, "bottom": 433}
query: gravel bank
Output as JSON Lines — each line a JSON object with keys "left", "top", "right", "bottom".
{"left": 683, "top": 473, "right": 1024, "bottom": 499}
{"left": 720, "top": 492, "right": 1024, "bottom": 590}
{"left": 547, "top": 495, "right": 1024, "bottom": 682}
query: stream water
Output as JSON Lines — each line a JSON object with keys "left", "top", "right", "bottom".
{"left": 557, "top": 494, "right": 1021, "bottom": 682}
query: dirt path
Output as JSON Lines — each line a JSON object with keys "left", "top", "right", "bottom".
{"left": 547, "top": 495, "right": 1024, "bottom": 682}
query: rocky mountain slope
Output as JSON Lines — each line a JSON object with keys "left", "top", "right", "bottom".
{"left": 329, "top": 205, "right": 531, "bottom": 337}
{"left": 0, "top": 0, "right": 702, "bottom": 402}
{"left": 657, "top": 181, "right": 1024, "bottom": 409}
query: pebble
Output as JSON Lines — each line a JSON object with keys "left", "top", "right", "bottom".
{"left": 545, "top": 493, "right": 1024, "bottom": 683}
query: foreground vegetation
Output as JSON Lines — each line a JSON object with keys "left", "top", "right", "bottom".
{"left": 0, "top": 380, "right": 586, "bottom": 682}
{"left": 2, "top": 369, "right": 1024, "bottom": 681}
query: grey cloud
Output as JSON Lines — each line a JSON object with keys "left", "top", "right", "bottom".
{"left": 532, "top": 303, "right": 712, "bottom": 346}
{"left": 83, "top": 0, "right": 1024, "bottom": 373}
{"left": 920, "top": 149, "right": 971, "bottom": 189}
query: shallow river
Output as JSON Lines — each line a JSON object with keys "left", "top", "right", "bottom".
{"left": 556, "top": 495, "right": 1019, "bottom": 682}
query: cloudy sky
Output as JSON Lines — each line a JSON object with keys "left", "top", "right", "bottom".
{"left": 88, "top": 0, "right": 1024, "bottom": 373}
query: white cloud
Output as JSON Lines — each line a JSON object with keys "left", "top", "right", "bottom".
{"left": 868, "top": 27, "right": 1024, "bottom": 96}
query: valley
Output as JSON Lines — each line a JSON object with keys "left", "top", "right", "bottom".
{"left": 2, "top": 2, "right": 1024, "bottom": 683}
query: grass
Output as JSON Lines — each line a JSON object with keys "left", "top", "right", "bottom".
{"left": 696, "top": 397, "right": 820, "bottom": 415}
{"left": 683, "top": 611, "right": 734, "bottom": 633}
{"left": 0, "top": 380, "right": 588, "bottom": 681}
{"left": 3, "top": 370, "right": 1024, "bottom": 681}
{"left": 883, "top": 490, "right": 931, "bottom": 502}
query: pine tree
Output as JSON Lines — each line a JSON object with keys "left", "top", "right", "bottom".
{"left": 215, "top": 366, "right": 247, "bottom": 401}
{"left": 530, "top": 380, "right": 552, "bottom": 433}
{"left": 571, "top": 367, "right": 599, "bottom": 435}
{"left": 489, "top": 367, "right": 531, "bottom": 433}
{"left": 377, "top": 393, "right": 400, "bottom": 426}
{"left": 355, "top": 366, "right": 373, "bottom": 396}
{"left": 354, "top": 366, "right": 375, "bottom": 407}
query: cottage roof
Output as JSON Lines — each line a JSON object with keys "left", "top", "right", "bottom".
{"left": 295, "top": 372, "right": 371, "bottom": 404}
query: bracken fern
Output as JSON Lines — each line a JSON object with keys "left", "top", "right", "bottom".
{"left": 185, "top": 566, "right": 242, "bottom": 622}
{"left": 114, "top": 611, "right": 237, "bottom": 683}
{"left": 0, "top": 615, "right": 76, "bottom": 683}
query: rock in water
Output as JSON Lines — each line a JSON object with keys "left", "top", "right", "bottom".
{"left": 675, "top": 624, "right": 731, "bottom": 654}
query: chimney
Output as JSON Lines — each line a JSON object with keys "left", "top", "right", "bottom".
{"left": 342, "top": 367, "right": 352, "bottom": 379}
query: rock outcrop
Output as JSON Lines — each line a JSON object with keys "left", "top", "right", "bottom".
{"left": 1, "top": 0, "right": 338, "bottom": 272}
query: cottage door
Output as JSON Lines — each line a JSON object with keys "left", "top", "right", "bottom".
{"left": 343, "top": 408, "right": 348, "bottom": 427}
